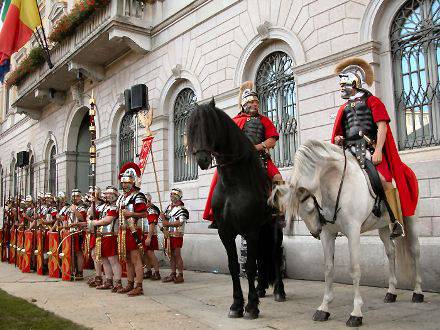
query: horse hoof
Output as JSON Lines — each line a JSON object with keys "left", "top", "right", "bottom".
{"left": 228, "top": 309, "right": 243, "bottom": 318}
{"left": 274, "top": 293, "right": 286, "bottom": 302}
{"left": 412, "top": 293, "right": 424, "bottom": 303}
{"left": 257, "top": 289, "right": 266, "bottom": 298}
{"left": 384, "top": 292, "right": 397, "bottom": 303}
{"left": 243, "top": 311, "right": 259, "bottom": 320}
{"left": 346, "top": 315, "right": 363, "bottom": 327}
{"left": 313, "top": 310, "right": 330, "bottom": 322}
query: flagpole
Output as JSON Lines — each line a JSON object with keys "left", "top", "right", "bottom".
{"left": 34, "top": 0, "right": 53, "bottom": 68}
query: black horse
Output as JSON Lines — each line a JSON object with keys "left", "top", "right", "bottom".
{"left": 187, "top": 99, "right": 285, "bottom": 319}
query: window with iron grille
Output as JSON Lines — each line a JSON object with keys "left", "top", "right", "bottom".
{"left": 256, "top": 51, "right": 298, "bottom": 167}
{"left": 119, "top": 112, "right": 135, "bottom": 169}
{"left": 391, "top": 0, "right": 440, "bottom": 149}
{"left": 173, "top": 88, "right": 198, "bottom": 182}
{"left": 49, "top": 146, "right": 56, "bottom": 194}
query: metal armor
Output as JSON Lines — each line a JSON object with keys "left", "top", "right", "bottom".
{"left": 243, "top": 116, "right": 265, "bottom": 145}
{"left": 342, "top": 92, "right": 377, "bottom": 142}
{"left": 138, "top": 204, "right": 160, "bottom": 234}
{"left": 164, "top": 204, "right": 189, "bottom": 237}
{"left": 98, "top": 204, "right": 118, "bottom": 235}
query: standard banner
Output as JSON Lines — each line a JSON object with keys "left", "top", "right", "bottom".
{"left": 22, "top": 230, "right": 33, "bottom": 273}
{"left": 61, "top": 231, "right": 72, "bottom": 281}
{"left": 48, "top": 232, "right": 60, "bottom": 278}
{"left": 36, "top": 229, "right": 44, "bottom": 275}
{"left": 138, "top": 136, "right": 154, "bottom": 175}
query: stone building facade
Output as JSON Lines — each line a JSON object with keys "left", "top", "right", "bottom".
{"left": 0, "top": 0, "right": 439, "bottom": 290}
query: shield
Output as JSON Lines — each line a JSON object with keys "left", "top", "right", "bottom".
{"left": 61, "top": 230, "right": 73, "bottom": 281}
{"left": 16, "top": 230, "right": 24, "bottom": 270}
{"left": 35, "top": 229, "right": 44, "bottom": 275}
{"left": 48, "top": 232, "right": 61, "bottom": 278}
{"left": 22, "top": 230, "right": 33, "bottom": 273}
{"left": 9, "top": 228, "right": 16, "bottom": 264}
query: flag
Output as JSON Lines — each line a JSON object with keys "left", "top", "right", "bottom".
{"left": 0, "top": 0, "right": 42, "bottom": 82}
{"left": 138, "top": 136, "right": 154, "bottom": 175}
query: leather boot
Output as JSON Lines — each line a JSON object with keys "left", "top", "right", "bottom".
{"left": 88, "top": 276, "right": 102, "bottom": 288}
{"left": 174, "top": 273, "right": 184, "bottom": 284}
{"left": 143, "top": 269, "right": 152, "bottom": 279}
{"left": 385, "top": 188, "right": 405, "bottom": 239}
{"left": 75, "top": 271, "right": 84, "bottom": 281}
{"left": 127, "top": 282, "right": 143, "bottom": 296}
{"left": 162, "top": 273, "right": 176, "bottom": 283}
{"left": 96, "top": 278, "right": 113, "bottom": 290}
{"left": 150, "top": 271, "right": 161, "bottom": 281}
{"left": 112, "top": 280, "right": 123, "bottom": 293}
{"left": 117, "top": 280, "right": 134, "bottom": 294}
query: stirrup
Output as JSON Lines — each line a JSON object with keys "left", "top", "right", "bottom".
{"left": 390, "top": 222, "right": 404, "bottom": 240}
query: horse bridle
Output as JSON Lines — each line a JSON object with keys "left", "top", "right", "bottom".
{"left": 299, "top": 146, "right": 347, "bottom": 226}
{"left": 198, "top": 150, "right": 246, "bottom": 169}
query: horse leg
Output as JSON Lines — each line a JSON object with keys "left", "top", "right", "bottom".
{"left": 244, "top": 232, "right": 259, "bottom": 319}
{"left": 346, "top": 230, "right": 363, "bottom": 327}
{"left": 313, "top": 230, "right": 335, "bottom": 322}
{"left": 406, "top": 218, "right": 424, "bottom": 302}
{"left": 219, "top": 231, "right": 244, "bottom": 318}
{"left": 273, "top": 222, "right": 286, "bottom": 302}
{"left": 378, "top": 226, "right": 398, "bottom": 303}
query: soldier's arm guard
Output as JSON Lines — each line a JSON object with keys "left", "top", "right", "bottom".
{"left": 131, "top": 230, "right": 142, "bottom": 246}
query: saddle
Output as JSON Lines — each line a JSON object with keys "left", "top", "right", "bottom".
{"left": 346, "top": 144, "right": 397, "bottom": 223}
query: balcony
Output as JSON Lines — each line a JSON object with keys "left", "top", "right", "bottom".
{"left": 12, "top": 0, "right": 155, "bottom": 119}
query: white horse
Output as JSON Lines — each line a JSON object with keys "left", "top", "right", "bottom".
{"left": 270, "top": 140, "right": 423, "bottom": 327}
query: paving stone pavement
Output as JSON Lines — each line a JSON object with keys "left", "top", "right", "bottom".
{"left": 0, "top": 263, "right": 439, "bottom": 329}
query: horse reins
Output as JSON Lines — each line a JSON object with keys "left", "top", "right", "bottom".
{"left": 300, "top": 145, "right": 347, "bottom": 226}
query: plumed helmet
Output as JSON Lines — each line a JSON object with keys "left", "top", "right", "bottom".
{"left": 238, "top": 81, "right": 259, "bottom": 110}
{"left": 335, "top": 57, "right": 374, "bottom": 91}
{"left": 119, "top": 162, "right": 141, "bottom": 188}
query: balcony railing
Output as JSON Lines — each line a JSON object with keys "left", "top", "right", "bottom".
{"left": 12, "top": 0, "right": 153, "bottom": 118}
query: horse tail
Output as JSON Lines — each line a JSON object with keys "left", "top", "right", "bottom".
{"left": 395, "top": 216, "right": 419, "bottom": 286}
{"left": 257, "top": 220, "right": 278, "bottom": 287}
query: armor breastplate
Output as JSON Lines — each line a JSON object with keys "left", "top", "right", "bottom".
{"left": 99, "top": 204, "right": 117, "bottom": 234}
{"left": 243, "top": 116, "right": 265, "bottom": 145}
{"left": 342, "top": 93, "right": 377, "bottom": 141}
{"left": 165, "top": 205, "right": 188, "bottom": 236}
{"left": 117, "top": 193, "right": 136, "bottom": 227}
{"left": 138, "top": 205, "right": 159, "bottom": 234}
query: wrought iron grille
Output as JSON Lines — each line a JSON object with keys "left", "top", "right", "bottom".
{"left": 119, "top": 112, "right": 135, "bottom": 169}
{"left": 49, "top": 147, "right": 56, "bottom": 194}
{"left": 391, "top": 0, "right": 440, "bottom": 149}
{"left": 174, "top": 88, "right": 198, "bottom": 182}
{"left": 256, "top": 51, "right": 298, "bottom": 167}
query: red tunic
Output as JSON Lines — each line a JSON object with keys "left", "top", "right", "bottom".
{"left": 331, "top": 95, "right": 418, "bottom": 217}
{"left": 203, "top": 113, "right": 281, "bottom": 221}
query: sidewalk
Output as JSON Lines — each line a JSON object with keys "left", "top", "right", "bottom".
{"left": 0, "top": 263, "right": 439, "bottom": 329}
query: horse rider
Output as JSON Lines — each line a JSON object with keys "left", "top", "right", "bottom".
{"left": 204, "top": 81, "right": 283, "bottom": 229}
{"left": 331, "top": 57, "right": 418, "bottom": 239}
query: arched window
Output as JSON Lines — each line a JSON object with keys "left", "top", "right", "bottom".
{"left": 119, "top": 112, "right": 135, "bottom": 169}
{"left": 49, "top": 146, "right": 56, "bottom": 194}
{"left": 173, "top": 88, "right": 198, "bottom": 182}
{"left": 391, "top": 0, "right": 440, "bottom": 149}
{"left": 256, "top": 51, "right": 297, "bottom": 167}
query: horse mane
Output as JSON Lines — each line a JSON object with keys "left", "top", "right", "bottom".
{"left": 276, "top": 140, "right": 347, "bottom": 223}
{"left": 187, "top": 99, "right": 270, "bottom": 196}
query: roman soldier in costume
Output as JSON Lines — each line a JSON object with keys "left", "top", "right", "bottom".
{"left": 141, "top": 193, "right": 161, "bottom": 281}
{"left": 86, "top": 186, "right": 106, "bottom": 288}
{"left": 116, "top": 162, "right": 148, "bottom": 296}
{"left": 21, "top": 196, "right": 35, "bottom": 229}
{"left": 204, "top": 81, "right": 283, "bottom": 229}
{"left": 160, "top": 188, "right": 189, "bottom": 284}
{"left": 54, "top": 192, "right": 70, "bottom": 231}
{"left": 90, "top": 186, "right": 122, "bottom": 291}
{"left": 331, "top": 57, "right": 418, "bottom": 239}
{"left": 65, "top": 189, "right": 87, "bottom": 280}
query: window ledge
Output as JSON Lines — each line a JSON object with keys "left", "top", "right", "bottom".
{"left": 399, "top": 145, "right": 440, "bottom": 163}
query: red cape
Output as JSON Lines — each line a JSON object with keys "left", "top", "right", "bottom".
{"left": 331, "top": 96, "right": 418, "bottom": 216}
{"left": 202, "top": 113, "right": 279, "bottom": 221}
